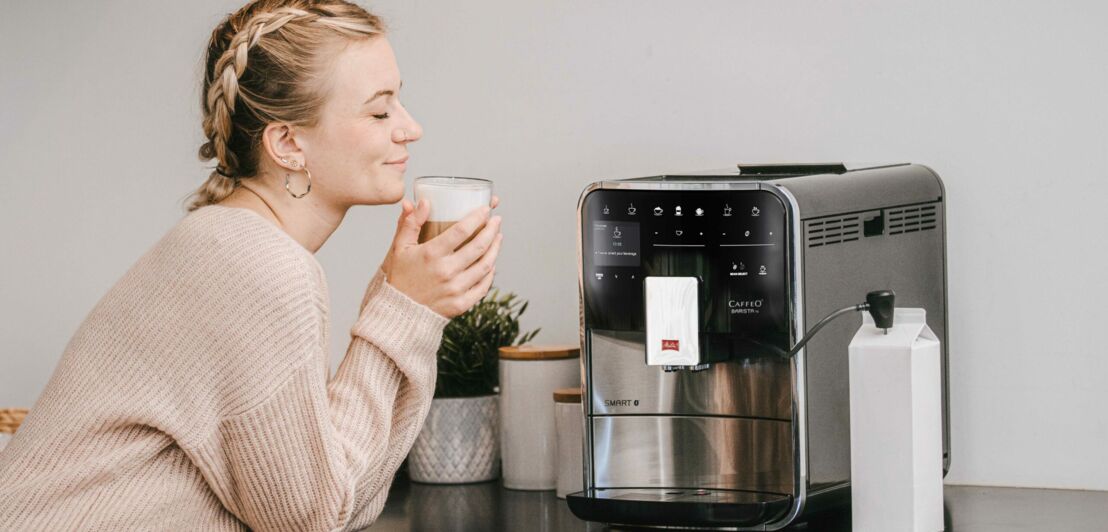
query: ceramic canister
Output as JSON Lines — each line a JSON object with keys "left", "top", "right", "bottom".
{"left": 553, "top": 387, "right": 584, "bottom": 499}
{"left": 498, "top": 345, "right": 580, "bottom": 490}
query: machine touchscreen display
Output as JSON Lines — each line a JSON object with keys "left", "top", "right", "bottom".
{"left": 592, "top": 221, "right": 640, "bottom": 267}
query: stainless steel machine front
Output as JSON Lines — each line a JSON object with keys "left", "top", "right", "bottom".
{"left": 567, "top": 163, "right": 950, "bottom": 530}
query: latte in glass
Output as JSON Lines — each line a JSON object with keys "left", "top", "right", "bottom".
{"left": 413, "top": 177, "right": 493, "bottom": 246}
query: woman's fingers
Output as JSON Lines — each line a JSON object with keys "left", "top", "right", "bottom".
{"left": 393, "top": 199, "right": 429, "bottom": 248}
{"left": 462, "top": 263, "right": 497, "bottom": 310}
{"left": 450, "top": 233, "right": 502, "bottom": 296}
{"left": 451, "top": 215, "right": 501, "bottom": 272}
{"left": 427, "top": 205, "right": 490, "bottom": 256}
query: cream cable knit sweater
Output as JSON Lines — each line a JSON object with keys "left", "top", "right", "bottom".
{"left": 0, "top": 205, "right": 447, "bottom": 531}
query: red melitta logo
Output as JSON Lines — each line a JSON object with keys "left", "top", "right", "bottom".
{"left": 661, "top": 339, "right": 680, "bottom": 352}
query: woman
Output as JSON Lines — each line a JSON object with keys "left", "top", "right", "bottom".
{"left": 0, "top": 1, "right": 502, "bottom": 529}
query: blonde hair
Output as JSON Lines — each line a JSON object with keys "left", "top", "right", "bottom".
{"left": 185, "top": 0, "right": 385, "bottom": 212}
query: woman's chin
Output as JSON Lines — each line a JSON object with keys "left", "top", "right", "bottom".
{"left": 364, "top": 184, "right": 406, "bottom": 206}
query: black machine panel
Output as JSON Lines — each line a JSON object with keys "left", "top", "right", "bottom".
{"left": 582, "top": 189, "right": 792, "bottom": 359}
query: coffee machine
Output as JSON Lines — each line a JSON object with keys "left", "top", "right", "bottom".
{"left": 567, "top": 163, "right": 949, "bottom": 529}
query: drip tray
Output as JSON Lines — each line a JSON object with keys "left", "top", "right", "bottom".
{"left": 567, "top": 487, "right": 793, "bottom": 528}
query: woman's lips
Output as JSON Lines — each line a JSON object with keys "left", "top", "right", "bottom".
{"left": 385, "top": 156, "right": 408, "bottom": 171}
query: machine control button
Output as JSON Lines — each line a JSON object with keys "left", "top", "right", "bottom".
{"left": 627, "top": 203, "right": 637, "bottom": 215}
{"left": 653, "top": 206, "right": 663, "bottom": 216}
{"left": 723, "top": 204, "right": 733, "bottom": 216}
{"left": 730, "top": 262, "right": 748, "bottom": 277}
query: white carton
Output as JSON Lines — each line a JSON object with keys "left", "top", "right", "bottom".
{"left": 848, "top": 307, "right": 944, "bottom": 532}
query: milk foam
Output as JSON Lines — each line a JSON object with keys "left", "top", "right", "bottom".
{"left": 414, "top": 178, "right": 492, "bottom": 222}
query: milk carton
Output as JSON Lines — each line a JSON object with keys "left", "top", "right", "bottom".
{"left": 848, "top": 307, "right": 944, "bottom": 532}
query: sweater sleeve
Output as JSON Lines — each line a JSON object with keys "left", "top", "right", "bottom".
{"left": 189, "top": 269, "right": 447, "bottom": 531}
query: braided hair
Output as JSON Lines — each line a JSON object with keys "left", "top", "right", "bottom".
{"left": 186, "top": 0, "right": 384, "bottom": 212}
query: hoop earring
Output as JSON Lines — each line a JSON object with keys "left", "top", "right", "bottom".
{"left": 285, "top": 167, "right": 312, "bottom": 199}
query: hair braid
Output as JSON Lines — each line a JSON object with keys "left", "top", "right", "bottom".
{"left": 186, "top": 1, "right": 384, "bottom": 212}
{"left": 202, "top": 8, "right": 318, "bottom": 179}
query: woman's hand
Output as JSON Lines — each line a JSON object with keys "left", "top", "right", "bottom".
{"left": 379, "top": 196, "right": 503, "bottom": 318}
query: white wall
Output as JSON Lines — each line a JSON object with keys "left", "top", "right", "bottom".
{"left": 2, "top": 0, "right": 1105, "bottom": 491}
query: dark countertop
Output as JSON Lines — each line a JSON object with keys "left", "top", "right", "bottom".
{"left": 373, "top": 476, "right": 1108, "bottom": 531}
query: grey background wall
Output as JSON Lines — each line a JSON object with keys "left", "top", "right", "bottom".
{"left": 2, "top": 1, "right": 1105, "bottom": 491}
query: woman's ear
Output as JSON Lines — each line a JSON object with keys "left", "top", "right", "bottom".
{"left": 261, "top": 122, "right": 305, "bottom": 171}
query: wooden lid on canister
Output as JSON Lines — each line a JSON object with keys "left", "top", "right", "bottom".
{"left": 498, "top": 344, "right": 580, "bottom": 361}
{"left": 553, "top": 387, "right": 583, "bottom": 403}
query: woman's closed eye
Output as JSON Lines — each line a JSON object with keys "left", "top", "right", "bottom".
{"left": 372, "top": 112, "right": 390, "bottom": 120}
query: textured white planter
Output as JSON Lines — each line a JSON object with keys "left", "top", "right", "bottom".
{"left": 408, "top": 395, "right": 500, "bottom": 484}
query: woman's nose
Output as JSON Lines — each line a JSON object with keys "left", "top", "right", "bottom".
{"left": 394, "top": 106, "right": 423, "bottom": 144}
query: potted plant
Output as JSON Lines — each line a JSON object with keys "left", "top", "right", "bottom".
{"left": 407, "top": 288, "right": 540, "bottom": 484}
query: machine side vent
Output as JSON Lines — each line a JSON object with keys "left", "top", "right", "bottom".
{"left": 806, "top": 215, "right": 861, "bottom": 248}
{"left": 887, "top": 204, "right": 938, "bottom": 235}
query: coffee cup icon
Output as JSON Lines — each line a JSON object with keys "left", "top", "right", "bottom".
{"left": 627, "top": 204, "right": 637, "bottom": 215}
{"left": 653, "top": 206, "right": 663, "bottom": 216}
{"left": 723, "top": 204, "right": 733, "bottom": 216}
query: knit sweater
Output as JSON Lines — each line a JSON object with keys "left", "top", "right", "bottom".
{"left": 0, "top": 204, "right": 448, "bottom": 531}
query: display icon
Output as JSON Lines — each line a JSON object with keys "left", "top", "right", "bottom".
{"left": 653, "top": 206, "right": 663, "bottom": 216}
{"left": 695, "top": 208, "right": 705, "bottom": 216}
{"left": 613, "top": 226, "right": 622, "bottom": 239}
{"left": 675, "top": 206, "right": 683, "bottom": 216}
{"left": 723, "top": 204, "right": 733, "bottom": 216}
{"left": 627, "top": 204, "right": 637, "bottom": 215}
{"left": 752, "top": 206, "right": 760, "bottom": 217}
{"left": 758, "top": 265, "right": 767, "bottom": 276}
{"left": 675, "top": 230, "right": 683, "bottom": 236}
{"left": 603, "top": 205, "right": 610, "bottom": 215}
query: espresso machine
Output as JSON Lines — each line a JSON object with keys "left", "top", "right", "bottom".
{"left": 567, "top": 163, "right": 950, "bottom": 529}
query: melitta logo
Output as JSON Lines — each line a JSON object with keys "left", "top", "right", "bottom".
{"left": 661, "top": 339, "right": 680, "bottom": 351}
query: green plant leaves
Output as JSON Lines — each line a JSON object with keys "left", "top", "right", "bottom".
{"left": 434, "top": 288, "right": 541, "bottom": 398}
